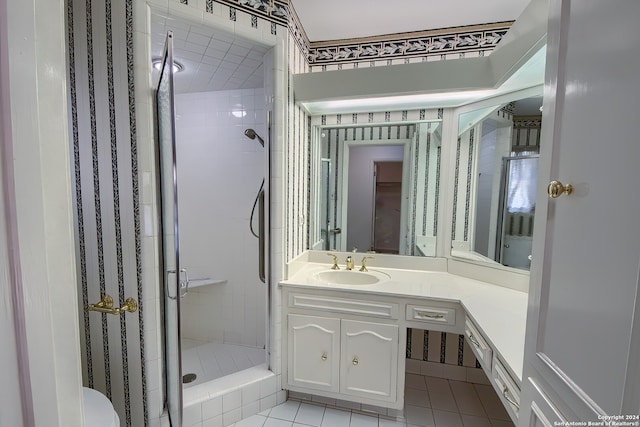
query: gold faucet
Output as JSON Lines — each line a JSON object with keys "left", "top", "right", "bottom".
{"left": 327, "top": 253, "right": 340, "bottom": 270}
{"left": 345, "top": 256, "right": 355, "bottom": 270}
{"left": 359, "top": 256, "right": 374, "bottom": 272}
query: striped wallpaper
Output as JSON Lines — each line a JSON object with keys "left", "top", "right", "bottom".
{"left": 406, "top": 329, "right": 482, "bottom": 370}
{"left": 286, "top": 24, "right": 311, "bottom": 262}
{"left": 66, "top": 0, "right": 145, "bottom": 424}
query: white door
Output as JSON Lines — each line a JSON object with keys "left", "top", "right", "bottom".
{"left": 340, "top": 320, "right": 398, "bottom": 402}
{"left": 519, "top": 0, "right": 640, "bottom": 424}
{"left": 288, "top": 314, "right": 340, "bottom": 392}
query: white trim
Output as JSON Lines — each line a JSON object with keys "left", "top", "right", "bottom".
{"left": 3, "top": 0, "right": 83, "bottom": 425}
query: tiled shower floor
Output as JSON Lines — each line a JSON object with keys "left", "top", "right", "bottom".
{"left": 182, "top": 340, "right": 266, "bottom": 387}
{"left": 228, "top": 374, "right": 514, "bottom": 427}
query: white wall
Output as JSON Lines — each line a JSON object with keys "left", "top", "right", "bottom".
{"left": 175, "top": 88, "right": 267, "bottom": 349}
{"left": 1, "top": 0, "right": 83, "bottom": 425}
{"left": 0, "top": 70, "right": 26, "bottom": 427}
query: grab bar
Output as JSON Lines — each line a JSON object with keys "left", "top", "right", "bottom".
{"left": 258, "top": 189, "right": 265, "bottom": 283}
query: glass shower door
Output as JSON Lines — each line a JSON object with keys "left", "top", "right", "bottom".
{"left": 155, "top": 31, "right": 183, "bottom": 427}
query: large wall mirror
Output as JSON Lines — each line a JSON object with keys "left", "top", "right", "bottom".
{"left": 451, "top": 87, "right": 543, "bottom": 270}
{"left": 310, "top": 121, "right": 442, "bottom": 256}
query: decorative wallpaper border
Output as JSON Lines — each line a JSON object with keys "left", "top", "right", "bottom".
{"left": 214, "top": 0, "right": 288, "bottom": 25}
{"left": 285, "top": 3, "right": 512, "bottom": 68}
{"left": 307, "top": 23, "right": 512, "bottom": 65}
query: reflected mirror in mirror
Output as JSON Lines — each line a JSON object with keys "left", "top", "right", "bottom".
{"left": 452, "top": 94, "right": 543, "bottom": 270}
{"left": 310, "top": 121, "right": 442, "bottom": 257}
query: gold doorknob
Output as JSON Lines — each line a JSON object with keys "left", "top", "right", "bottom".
{"left": 352, "top": 356, "right": 359, "bottom": 366}
{"left": 547, "top": 180, "right": 573, "bottom": 198}
{"left": 321, "top": 352, "right": 328, "bottom": 361}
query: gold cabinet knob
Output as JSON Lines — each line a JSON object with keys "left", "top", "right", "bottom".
{"left": 547, "top": 180, "right": 573, "bottom": 198}
{"left": 321, "top": 352, "right": 328, "bottom": 361}
{"left": 352, "top": 356, "right": 359, "bottom": 366}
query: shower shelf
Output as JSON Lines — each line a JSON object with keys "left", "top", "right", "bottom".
{"left": 188, "top": 278, "right": 227, "bottom": 289}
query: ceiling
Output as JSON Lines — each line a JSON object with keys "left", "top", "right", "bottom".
{"left": 150, "top": 13, "right": 269, "bottom": 93}
{"left": 290, "top": 0, "right": 531, "bottom": 42}
{"left": 153, "top": 1, "right": 535, "bottom": 94}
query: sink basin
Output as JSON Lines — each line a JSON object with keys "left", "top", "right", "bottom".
{"left": 314, "top": 269, "right": 389, "bottom": 285}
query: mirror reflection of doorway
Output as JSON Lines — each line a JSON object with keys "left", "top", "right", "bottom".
{"left": 373, "top": 161, "right": 403, "bottom": 254}
{"left": 346, "top": 144, "right": 405, "bottom": 253}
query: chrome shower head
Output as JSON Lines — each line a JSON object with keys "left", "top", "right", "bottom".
{"left": 244, "top": 128, "right": 264, "bottom": 146}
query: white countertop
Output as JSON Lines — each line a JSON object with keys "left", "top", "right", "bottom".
{"left": 280, "top": 262, "right": 528, "bottom": 382}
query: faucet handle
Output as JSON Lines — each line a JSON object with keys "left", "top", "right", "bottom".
{"left": 327, "top": 253, "right": 339, "bottom": 270}
{"left": 359, "top": 256, "right": 374, "bottom": 272}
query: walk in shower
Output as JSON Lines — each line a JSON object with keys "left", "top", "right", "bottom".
{"left": 153, "top": 13, "right": 273, "bottom": 426}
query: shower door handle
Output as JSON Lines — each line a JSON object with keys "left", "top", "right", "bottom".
{"left": 167, "top": 268, "right": 189, "bottom": 300}
{"left": 258, "top": 190, "right": 265, "bottom": 283}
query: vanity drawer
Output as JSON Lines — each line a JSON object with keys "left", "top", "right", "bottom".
{"left": 464, "top": 317, "right": 492, "bottom": 370}
{"left": 492, "top": 356, "right": 520, "bottom": 417}
{"left": 288, "top": 293, "right": 399, "bottom": 320}
{"left": 406, "top": 304, "right": 456, "bottom": 326}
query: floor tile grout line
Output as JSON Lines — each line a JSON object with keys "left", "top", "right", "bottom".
{"left": 233, "top": 373, "right": 514, "bottom": 427}
{"left": 444, "top": 378, "right": 462, "bottom": 416}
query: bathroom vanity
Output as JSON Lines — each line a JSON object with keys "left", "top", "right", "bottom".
{"left": 280, "top": 252, "right": 527, "bottom": 423}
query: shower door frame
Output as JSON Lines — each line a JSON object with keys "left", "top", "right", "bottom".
{"left": 155, "top": 31, "right": 183, "bottom": 427}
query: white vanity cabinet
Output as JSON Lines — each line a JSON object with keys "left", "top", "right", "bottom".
{"left": 287, "top": 314, "right": 399, "bottom": 401}
{"left": 288, "top": 314, "right": 340, "bottom": 393}
{"left": 339, "top": 319, "right": 398, "bottom": 401}
{"left": 464, "top": 317, "right": 492, "bottom": 371}
{"left": 283, "top": 288, "right": 404, "bottom": 409}
{"left": 281, "top": 270, "right": 527, "bottom": 417}
{"left": 492, "top": 356, "right": 520, "bottom": 419}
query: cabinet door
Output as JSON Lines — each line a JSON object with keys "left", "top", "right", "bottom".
{"left": 288, "top": 314, "right": 340, "bottom": 392}
{"left": 340, "top": 319, "right": 398, "bottom": 401}
{"left": 519, "top": 0, "right": 640, "bottom": 423}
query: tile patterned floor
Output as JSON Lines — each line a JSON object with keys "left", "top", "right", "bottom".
{"left": 182, "top": 341, "right": 266, "bottom": 387}
{"left": 228, "top": 374, "right": 515, "bottom": 427}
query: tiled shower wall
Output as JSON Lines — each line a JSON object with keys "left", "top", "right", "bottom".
{"left": 174, "top": 88, "right": 267, "bottom": 350}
